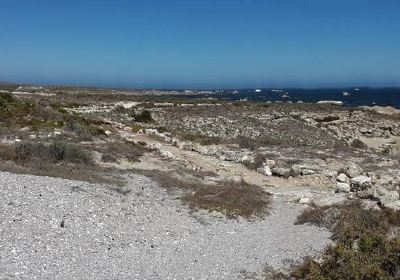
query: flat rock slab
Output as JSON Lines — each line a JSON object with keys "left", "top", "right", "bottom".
{"left": 0, "top": 172, "right": 331, "bottom": 280}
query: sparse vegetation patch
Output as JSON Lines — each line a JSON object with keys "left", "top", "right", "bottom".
{"left": 292, "top": 201, "right": 400, "bottom": 279}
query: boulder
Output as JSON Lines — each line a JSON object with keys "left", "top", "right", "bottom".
{"left": 341, "top": 162, "right": 363, "bottom": 178}
{"left": 159, "top": 149, "right": 175, "bottom": 159}
{"left": 298, "top": 197, "right": 312, "bottom": 205}
{"left": 336, "top": 173, "right": 348, "bottom": 183}
{"left": 313, "top": 193, "right": 347, "bottom": 207}
{"left": 301, "top": 169, "right": 315, "bottom": 175}
{"left": 291, "top": 165, "right": 315, "bottom": 176}
{"left": 271, "top": 167, "right": 293, "bottom": 178}
{"left": 350, "top": 175, "right": 372, "bottom": 191}
{"left": 257, "top": 164, "right": 272, "bottom": 176}
{"left": 369, "top": 186, "right": 400, "bottom": 210}
{"left": 336, "top": 182, "right": 351, "bottom": 193}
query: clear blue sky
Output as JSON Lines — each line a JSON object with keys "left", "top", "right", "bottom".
{"left": 1, "top": 0, "right": 399, "bottom": 89}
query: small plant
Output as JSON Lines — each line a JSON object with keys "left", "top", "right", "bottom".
{"left": 131, "top": 124, "right": 144, "bottom": 133}
{"left": 243, "top": 153, "right": 267, "bottom": 170}
{"left": 351, "top": 139, "right": 367, "bottom": 149}
{"left": 0, "top": 92, "right": 13, "bottom": 107}
{"left": 131, "top": 110, "right": 153, "bottom": 123}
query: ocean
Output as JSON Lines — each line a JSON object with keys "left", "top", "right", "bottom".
{"left": 201, "top": 88, "right": 400, "bottom": 109}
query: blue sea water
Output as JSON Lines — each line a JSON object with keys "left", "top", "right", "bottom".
{"left": 205, "top": 88, "right": 400, "bottom": 109}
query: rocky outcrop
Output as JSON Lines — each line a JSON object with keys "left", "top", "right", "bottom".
{"left": 350, "top": 175, "right": 372, "bottom": 191}
{"left": 340, "top": 162, "right": 363, "bottom": 178}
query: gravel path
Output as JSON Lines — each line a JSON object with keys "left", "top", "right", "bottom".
{"left": 0, "top": 171, "right": 331, "bottom": 280}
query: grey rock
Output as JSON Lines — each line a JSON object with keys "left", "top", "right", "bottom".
{"left": 350, "top": 175, "right": 372, "bottom": 191}
{"left": 336, "top": 182, "right": 351, "bottom": 193}
{"left": 272, "top": 167, "right": 293, "bottom": 178}
{"left": 342, "top": 162, "right": 363, "bottom": 178}
{"left": 257, "top": 165, "right": 272, "bottom": 176}
{"left": 301, "top": 169, "right": 315, "bottom": 176}
{"left": 369, "top": 186, "right": 400, "bottom": 210}
{"left": 313, "top": 193, "right": 348, "bottom": 207}
{"left": 291, "top": 164, "right": 316, "bottom": 176}
{"left": 336, "top": 173, "right": 348, "bottom": 183}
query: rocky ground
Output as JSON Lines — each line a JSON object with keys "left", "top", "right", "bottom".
{"left": 1, "top": 85, "right": 400, "bottom": 279}
{"left": 0, "top": 171, "right": 330, "bottom": 280}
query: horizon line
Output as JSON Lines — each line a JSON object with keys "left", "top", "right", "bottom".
{"left": 1, "top": 80, "right": 400, "bottom": 91}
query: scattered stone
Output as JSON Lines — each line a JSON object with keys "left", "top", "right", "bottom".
{"left": 341, "top": 162, "right": 363, "bottom": 178}
{"left": 336, "top": 182, "right": 351, "bottom": 193}
{"left": 350, "top": 176, "right": 372, "bottom": 191}
{"left": 313, "top": 193, "right": 347, "bottom": 207}
{"left": 159, "top": 150, "right": 175, "bottom": 159}
{"left": 301, "top": 169, "right": 315, "bottom": 176}
{"left": 104, "top": 130, "right": 112, "bottom": 136}
{"left": 257, "top": 165, "right": 272, "bottom": 176}
{"left": 336, "top": 173, "right": 348, "bottom": 183}
{"left": 271, "top": 167, "right": 293, "bottom": 178}
{"left": 361, "top": 200, "right": 380, "bottom": 210}
{"left": 298, "top": 197, "right": 312, "bottom": 205}
{"left": 368, "top": 186, "right": 400, "bottom": 210}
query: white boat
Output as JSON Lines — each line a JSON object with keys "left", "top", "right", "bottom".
{"left": 254, "top": 89, "right": 262, "bottom": 93}
{"left": 342, "top": 91, "right": 351, "bottom": 96}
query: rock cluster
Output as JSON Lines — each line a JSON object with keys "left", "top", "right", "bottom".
{"left": 334, "top": 162, "right": 400, "bottom": 210}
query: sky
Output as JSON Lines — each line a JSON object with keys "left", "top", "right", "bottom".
{"left": 0, "top": 0, "right": 399, "bottom": 89}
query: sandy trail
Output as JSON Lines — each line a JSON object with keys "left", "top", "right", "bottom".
{"left": 0, "top": 171, "right": 331, "bottom": 280}
{"left": 118, "top": 131, "right": 334, "bottom": 200}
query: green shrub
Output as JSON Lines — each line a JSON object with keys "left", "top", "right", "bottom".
{"left": 292, "top": 201, "right": 400, "bottom": 279}
{"left": 0, "top": 92, "right": 13, "bottom": 107}
{"left": 64, "top": 121, "right": 93, "bottom": 141}
{"left": 131, "top": 110, "right": 153, "bottom": 123}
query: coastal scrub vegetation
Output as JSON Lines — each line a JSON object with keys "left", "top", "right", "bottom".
{"left": 292, "top": 201, "right": 400, "bottom": 279}
{"left": 130, "top": 109, "right": 153, "bottom": 123}
{"left": 15, "top": 141, "right": 92, "bottom": 164}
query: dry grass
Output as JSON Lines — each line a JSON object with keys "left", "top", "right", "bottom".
{"left": 179, "top": 133, "right": 226, "bottom": 146}
{"left": 183, "top": 180, "right": 271, "bottom": 218}
{"left": 146, "top": 171, "right": 271, "bottom": 219}
{"left": 94, "top": 141, "right": 145, "bottom": 163}
{"left": 15, "top": 141, "right": 92, "bottom": 164}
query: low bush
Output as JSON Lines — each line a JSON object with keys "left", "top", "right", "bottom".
{"left": 351, "top": 139, "right": 368, "bottom": 149}
{"left": 64, "top": 121, "right": 93, "bottom": 141}
{"left": 131, "top": 124, "right": 144, "bottom": 133}
{"left": 243, "top": 153, "right": 267, "bottom": 170}
{"left": 15, "top": 141, "right": 92, "bottom": 164}
{"left": 292, "top": 201, "right": 400, "bottom": 279}
{"left": 0, "top": 92, "right": 13, "bottom": 107}
{"left": 131, "top": 110, "right": 153, "bottom": 123}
